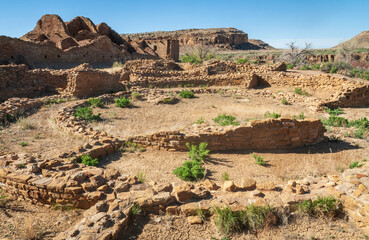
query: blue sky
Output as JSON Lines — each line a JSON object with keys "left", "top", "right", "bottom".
{"left": 0, "top": 0, "right": 368, "bottom": 49}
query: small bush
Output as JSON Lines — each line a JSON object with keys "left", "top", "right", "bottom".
{"left": 19, "top": 142, "right": 28, "bottom": 147}
{"left": 115, "top": 97, "right": 131, "bottom": 108}
{"left": 264, "top": 111, "right": 281, "bottom": 119}
{"left": 221, "top": 172, "right": 230, "bottom": 182}
{"left": 298, "top": 112, "right": 306, "bottom": 120}
{"left": 364, "top": 70, "right": 369, "bottom": 80}
{"left": 281, "top": 98, "right": 289, "bottom": 105}
{"left": 161, "top": 97, "right": 175, "bottom": 104}
{"left": 121, "top": 141, "right": 145, "bottom": 153}
{"left": 294, "top": 88, "right": 309, "bottom": 96}
{"left": 213, "top": 114, "right": 240, "bottom": 126}
{"left": 112, "top": 61, "right": 124, "bottom": 68}
{"left": 186, "top": 142, "right": 210, "bottom": 162}
{"left": 297, "top": 196, "right": 340, "bottom": 217}
{"left": 131, "top": 91, "right": 142, "bottom": 100}
{"left": 213, "top": 206, "right": 241, "bottom": 234}
{"left": 173, "top": 160, "right": 205, "bottom": 181}
{"left": 311, "top": 64, "right": 321, "bottom": 70}
{"left": 179, "top": 90, "right": 195, "bottom": 98}
{"left": 136, "top": 172, "right": 146, "bottom": 183}
{"left": 17, "top": 117, "right": 36, "bottom": 130}
{"left": 131, "top": 203, "right": 142, "bottom": 216}
{"left": 195, "top": 117, "right": 205, "bottom": 124}
{"left": 87, "top": 98, "right": 103, "bottom": 108}
{"left": 286, "top": 63, "right": 294, "bottom": 69}
{"left": 350, "top": 68, "right": 363, "bottom": 78}
{"left": 349, "top": 161, "right": 366, "bottom": 169}
{"left": 322, "top": 116, "right": 348, "bottom": 127}
{"left": 237, "top": 58, "right": 249, "bottom": 64}
{"left": 300, "top": 65, "right": 310, "bottom": 70}
{"left": 330, "top": 66, "right": 338, "bottom": 74}
{"left": 324, "top": 107, "right": 344, "bottom": 116}
{"left": 75, "top": 107, "right": 101, "bottom": 121}
{"left": 181, "top": 54, "right": 200, "bottom": 64}
{"left": 252, "top": 154, "right": 267, "bottom": 166}
{"left": 81, "top": 155, "right": 99, "bottom": 166}
{"left": 213, "top": 205, "right": 274, "bottom": 234}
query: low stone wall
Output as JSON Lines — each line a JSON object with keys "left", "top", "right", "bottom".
{"left": 320, "top": 85, "right": 369, "bottom": 109}
{"left": 129, "top": 119, "right": 326, "bottom": 151}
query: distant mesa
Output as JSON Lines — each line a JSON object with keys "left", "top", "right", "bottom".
{"left": 121, "top": 28, "right": 274, "bottom": 50}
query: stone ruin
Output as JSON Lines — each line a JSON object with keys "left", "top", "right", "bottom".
{"left": 0, "top": 16, "right": 369, "bottom": 239}
{"left": 0, "top": 14, "right": 180, "bottom": 68}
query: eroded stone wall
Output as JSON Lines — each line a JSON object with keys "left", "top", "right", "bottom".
{"left": 129, "top": 119, "right": 326, "bottom": 151}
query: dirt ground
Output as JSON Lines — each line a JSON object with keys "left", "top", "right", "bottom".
{"left": 121, "top": 214, "right": 367, "bottom": 240}
{"left": 95, "top": 93, "right": 368, "bottom": 186}
{"left": 0, "top": 103, "right": 87, "bottom": 160}
{"left": 0, "top": 197, "right": 83, "bottom": 239}
{"left": 92, "top": 92, "right": 321, "bottom": 139}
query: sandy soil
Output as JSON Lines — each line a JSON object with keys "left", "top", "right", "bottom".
{"left": 121, "top": 214, "right": 366, "bottom": 240}
{"left": 0, "top": 198, "right": 82, "bottom": 239}
{"left": 0, "top": 103, "right": 87, "bottom": 160}
{"left": 92, "top": 93, "right": 320, "bottom": 139}
{"left": 103, "top": 139, "right": 367, "bottom": 186}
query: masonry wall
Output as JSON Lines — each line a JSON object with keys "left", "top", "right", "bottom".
{"left": 129, "top": 119, "right": 326, "bottom": 151}
{"left": 321, "top": 85, "right": 369, "bottom": 109}
{"left": 0, "top": 36, "right": 133, "bottom": 68}
{"left": 0, "top": 65, "right": 68, "bottom": 101}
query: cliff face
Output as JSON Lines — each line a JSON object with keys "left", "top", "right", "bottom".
{"left": 121, "top": 28, "right": 248, "bottom": 49}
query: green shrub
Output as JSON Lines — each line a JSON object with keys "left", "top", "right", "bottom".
{"left": 298, "top": 112, "right": 306, "bottom": 120}
{"left": 179, "top": 90, "right": 195, "bottom": 98}
{"left": 115, "top": 97, "right": 131, "bottom": 108}
{"left": 161, "top": 97, "right": 175, "bottom": 104}
{"left": 294, "top": 88, "right": 309, "bottom": 96}
{"left": 112, "top": 61, "right": 124, "bottom": 68}
{"left": 322, "top": 116, "right": 349, "bottom": 127}
{"left": 264, "top": 111, "right": 281, "bottom": 119}
{"left": 350, "top": 69, "right": 364, "bottom": 78}
{"left": 300, "top": 65, "right": 311, "bottom": 70}
{"left": 364, "top": 71, "right": 369, "bottom": 80}
{"left": 330, "top": 66, "right": 338, "bottom": 74}
{"left": 131, "top": 91, "right": 142, "bottom": 100}
{"left": 213, "top": 114, "right": 240, "bottom": 126}
{"left": 286, "top": 63, "right": 294, "bottom": 69}
{"left": 252, "top": 154, "right": 267, "bottom": 166}
{"left": 221, "top": 172, "right": 230, "bottom": 182}
{"left": 297, "top": 196, "right": 340, "bottom": 217}
{"left": 311, "top": 64, "right": 321, "bottom": 70}
{"left": 237, "top": 58, "right": 249, "bottom": 64}
{"left": 131, "top": 203, "right": 142, "bottom": 216}
{"left": 75, "top": 107, "right": 101, "bottom": 121}
{"left": 324, "top": 107, "right": 344, "bottom": 116}
{"left": 213, "top": 206, "right": 241, "bottom": 234}
{"left": 195, "top": 117, "right": 205, "bottom": 124}
{"left": 87, "top": 98, "right": 103, "bottom": 108}
{"left": 349, "top": 161, "right": 365, "bottom": 169}
{"left": 136, "top": 171, "right": 146, "bottom": 183}
{"left": 213, "top": 205, "right": 274, "bottom": 234}
{"left": 181, "top": 54, "right": 200, "bottom": 64}
{"left": 121, "top": 141, "right": 145, "bottom": 153}
{"left": 19, "top": 142, "right": 28, "bottom": 147}
{"left": 281, "top": 98, "right": 289, "bottom": 105}
{"left": 81, "top": 155, "right": 99, "bottom": 166}
{"left": 186, "top": 142, "right": 210, "bottom": 162}
{"left": 173, "top": 160, "right": 205, "bottom": 181}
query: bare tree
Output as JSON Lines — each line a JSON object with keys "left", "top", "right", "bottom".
{"left": 182, "top": 42, "right": 216, "bottom": 63}
{"left": 279, "top": 42, "right": 311, "bottom": 66}
{"left": 336, "top": 41, "right": 355, "bottom": 63}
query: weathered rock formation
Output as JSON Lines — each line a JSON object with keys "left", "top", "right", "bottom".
{"left": 121, "top": 28, "right": 273, "bottom": 50}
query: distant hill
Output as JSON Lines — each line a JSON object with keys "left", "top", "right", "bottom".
{"left": 121, "top": 28, "right": 274, "bottom": 50}
{"left": 334, "top": 31, "right": 369, "bottom": 48}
